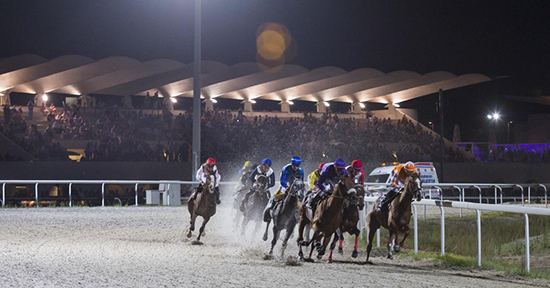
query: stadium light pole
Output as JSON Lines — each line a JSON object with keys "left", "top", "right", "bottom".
{"left": 192, "top": 0, "right": 202, "bottom": 179}
{"left": 439, "top": 89, "right": 444, "bottom": 183}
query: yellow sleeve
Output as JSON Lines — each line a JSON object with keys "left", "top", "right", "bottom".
{"left": 308, "top": 170, "right": 320, "bottom": 190}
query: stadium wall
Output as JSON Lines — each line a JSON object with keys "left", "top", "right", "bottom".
{"left": 1, "top": 162, "right": 549, "bottom": 184}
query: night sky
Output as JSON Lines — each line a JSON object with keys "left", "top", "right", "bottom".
{"left": 1, "top": 0, "right": 549, "bottom": 141}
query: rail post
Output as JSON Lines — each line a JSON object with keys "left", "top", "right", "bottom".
{"left": 134, "top": 183, "right": 139, "bottom": 206}
{"left": 515, "top": 185, "right": 525, "bottom": 206}
{"left": 525, "top": 213, "right": 530, "bottom": 273}
{"left": 440, "top": 205, "right": 445, "bottom": 256}
{"left": 413, "top": 204, "right": 418, "bottom": 253}
{"left": 538, "top": 184, "right": 548, "bottom": 208}
{"left": 476, "top": 209, "right": 481, "bottom": 267}
{"left": 69, "top": 183, "right": 72, "bottom": 207}
{"left": 35, "top": 183, "right": 39, "bottom": 208}
{"left": 2, "top": 183, "right": 5, "bottom": 207}
{"left": 101, "top": 183, "right": 105, "bottom": 207}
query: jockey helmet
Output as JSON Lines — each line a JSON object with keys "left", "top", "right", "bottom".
{"left": 262, "top": 158, "right": 272, "bottom": 166}
{"left": 206, "top": 158, "right": 216, "bottom": 165}
{"left": 318, "top": 163, "right": 325, "bottom": 170}
{"left": 334, "top": 158, "right": 345, "bottom": 168}
{"left": 351, "top": 160, "right": 363, "bottom": 170}
{"left": 404, "top": 161, "right": 416, "bottom": 172}
{"left": 244, "top": 161, "right": 253, "bottom": 168}
{"left": 291, "top": 156, "right": 301, "bottom": 167}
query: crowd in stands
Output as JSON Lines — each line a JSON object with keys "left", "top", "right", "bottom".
{"left": 2, "top": 103, "right": 550, "bottom": 163}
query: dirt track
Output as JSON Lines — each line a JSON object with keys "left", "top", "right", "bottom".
{"left": 0, "top": 203, "right": 548, "bottom": 288}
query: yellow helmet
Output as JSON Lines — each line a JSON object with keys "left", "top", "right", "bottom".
{"left": 244, "top": 161, "right": 253, "bottom": 169}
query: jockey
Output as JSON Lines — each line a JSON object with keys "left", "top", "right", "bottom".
{"left": 378, "top": 161, "right": 416, "bottom": 212}
{"left": 307, "top": 163, "right": 325, "bottom": 191}
{"left": 240, "top": 158, "right": 275, "bottom": 210}
{"left": 237, "top": 161, "right": 256, "bottom": 186}
{"left": 308, "top": 158, "right": 347, "bottom": 211}
{"left": 191, "top": 157, "right": 222, "bottom": 204}
{"left": 263, "top": 156, "right": 304, "bottom": 222}
{"left": 346, "top": 160, "right": 364, "bottom": 186}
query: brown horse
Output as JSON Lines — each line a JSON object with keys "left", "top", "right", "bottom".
{"left": 366, "top": 171, "right": 422, "bottom": 262}
{"left": 336, "top": 184, "right": 365, "bottom": 258}
{"left": 187, "top": 172, "right": 217, "bottom": 242}
{"left": 297, "top": 176, "right": 357, "bottom": 262}
{"left": 240, "top": 174, "right": 269, "bottom": 236}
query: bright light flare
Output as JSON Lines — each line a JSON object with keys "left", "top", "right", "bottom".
{"left": 487, "top": 113, "right": 500, "bottom": 120}
{"left": 42, "top": 94, "right": 48, "bottom": 101}
{"left": 288, "top": 100, "right": 294, "bottom": 105}
{"left": 324, "top": 101, "right": 330, "bottom": 107}
{"left": 359, "top": 102, "right": 365, "bottom": 108}
{"left": 212, "top": 98, "right": 218, "bottom": 103}
{"left": 171, "top": 97, "right": 177, "bottom": 103}
{"left": 250, "top": 99, "right": 257, "bottom": 104}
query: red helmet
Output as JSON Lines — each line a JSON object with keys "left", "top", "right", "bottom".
{"left": 206, "top": 158, "right": 216, "bottom": 165}
{"left": 318, "top": 163, "right": 325, "bottom": 170}
{"left": 351, "top": 160, "right": 362, "bottom": 170}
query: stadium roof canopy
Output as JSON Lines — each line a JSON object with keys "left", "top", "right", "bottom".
{"left": 0, "top": 54, "right": 491, "bottom": 111}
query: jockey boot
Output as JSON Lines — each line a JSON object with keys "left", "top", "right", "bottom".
{"left": 214, "top": 187, "right": 221, "bottom": 204}
{"left": 378, "top": 190, "right": 399, "bottom": 212}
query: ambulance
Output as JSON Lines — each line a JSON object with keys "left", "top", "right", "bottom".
{"left": 365, "top": 162, "right": 440, "bottom": 199}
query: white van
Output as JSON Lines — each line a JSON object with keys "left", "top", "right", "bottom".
{"left": 365, "top": 162, "right": 440, "bottom": 199}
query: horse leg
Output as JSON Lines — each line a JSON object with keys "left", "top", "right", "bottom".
{"left": 197, "top": 216, "right": 210, "bottom": 242}
{"left": 269, "top": 226, "right": 280, "bottom": 255}
{"left": 187, "top": 212, "right": 197, "bottom": 238}
{"left": 317, "top": 234, "right": 331, "bottom": 260}
{"left": 240, "top": 215, "right": 248, "bottom": 236}
{"left": 281, "top": 227, "right": 294, "bottom": 259}
{"left": 308, "top": 230, "right": 319, "bottom": 260}
{"left": 337, "top": 229, "right": 344, "bottom": 255}
{"left": 327, "top": 233, "right": 339, "bottom": 263}
{"left": 387, "top": 230, "right": 396, "bottom": 260}
{"left": 397, "top": 225, "right": 411, "bottom": 252}
{"left": 262, "top": 220, "right": 271, "bottom": 242}
{"left": 352, "top": 230, "right": 359, "bottom": 258}
{"left": 366, "top": 213, "right": 380, "bottom": 263}
{"left": 297, "top": 219, "right": 307, "bottom": 260}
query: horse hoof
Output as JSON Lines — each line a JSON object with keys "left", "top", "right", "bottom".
{"left": 186, "top": 231, "right": 192, "bottom": 238}
{"left": 387, "top": 255, "right": 393, "bottom": 260}
{"left": 316, "top": 254, "right": 322, "bottom": 260}
{"left": 201, "top": 231, "right": 206, "bottom": 237}
{"left": 352, "top": 250, "right": 358, "bottom": 258}
{"left": 262, "top": 235, "right": 268, "bottom": 241}
{"left": 299, "top": 256, "right": 304, "bottom": 261}
{"left": 327, "top": 259, "right": 333, "bottom": 264}
{"left": 337, "top": 248, "right": 343, "bottom": 255}
{"left": 393, "top": 245, "right": 400, "bottom": 253}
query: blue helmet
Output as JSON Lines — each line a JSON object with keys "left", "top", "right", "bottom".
{"left": 291, "top": 156, "right": 301, "bottom": 167}
{"left": 334, "top": 158, "right": 345, "bottom": 168}
{"left": 262, "top": 158, "right": 272, "bottom": 165}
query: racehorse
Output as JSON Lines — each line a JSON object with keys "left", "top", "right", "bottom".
{"left": 232, "top": 182, "right": 250, "bottom": 229}
{"left": 366, "top": 171, "right": 422, "bottom": 262}
{"left": 187, "top": 172, "right": 217, "bottom": 242}
{"left": 297, "top": 176, "right": 357, "bottom": 262}
{"left": 336, "top": 183, "right": 365, "bottom": 258}
{"left": 263, "top": 179, "right": 305, "bottom": 258}
{"left": 240, "top": 174, "right": 269, "bottom": 236}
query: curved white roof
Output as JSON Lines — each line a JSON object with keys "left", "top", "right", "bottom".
{"left": 0, "top": 55, "right": 491, "bottom": 108}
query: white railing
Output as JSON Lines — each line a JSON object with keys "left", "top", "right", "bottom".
{"left": 0, "top": 180, "right": 239, "bottom": 208}
{"left": 361, "top": 197, "right": 550, "bottom": 273}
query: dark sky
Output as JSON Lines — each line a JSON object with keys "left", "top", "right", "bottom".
{"left": 1, "top": 0, "right": 549, "bottom": 141}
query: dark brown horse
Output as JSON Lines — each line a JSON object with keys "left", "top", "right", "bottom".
{"left": 366, "top": 171, "right": 422, "bottom": 262}
{"left": 297, "top": 176, "right": 357, "bottom": 262}
{"left": 240, "top": 174, "right": 269, "bottom": 236}
{"left": 336, "top": 184, "right": 365, "bottom": 258}
{"left": 187, "top": 172, "right": 217, "bottom": 242}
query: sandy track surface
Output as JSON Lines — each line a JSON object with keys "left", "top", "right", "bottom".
{"left": 0, "top": 204, "right": 547, "bottom": 288}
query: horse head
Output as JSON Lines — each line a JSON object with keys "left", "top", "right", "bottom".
{"left": 205, "top": 173, "right": 216, "bottom": 193}
{"left": 285, "top": 178, "right": 305, "bottom": 203}
{"left": 252, "top": 174, "right": 269, "bottom": 199}
{"left": 405, "top": 171, "right": 423, "bottom": 202}
{"left": 354, "top": 183, "right": 366, "bottom": 210}
{"left": 337, "top": 175, "right": 358, "bottom": 203}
